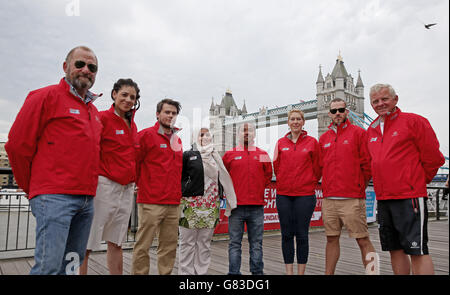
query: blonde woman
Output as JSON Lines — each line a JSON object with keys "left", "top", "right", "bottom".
{"left": 273, "top": 110, "right": 321, "bottom": 275}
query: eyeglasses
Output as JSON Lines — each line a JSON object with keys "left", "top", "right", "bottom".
{"left": 74, "top": 60, "right": 98, "bottom": 73}
{"left": 330, "top": 108, "right": 346, "bottom": 114}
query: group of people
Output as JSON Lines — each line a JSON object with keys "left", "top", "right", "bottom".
{"left": 5, "top": 46, "right": 445, "bottom": 275}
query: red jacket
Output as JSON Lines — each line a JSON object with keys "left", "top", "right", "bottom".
{"left": 367, "top": 108, "right": 445, "bottom": 200}
{"left": 222, "top": 145, "right": 272, "bottom": 205}
{"left": 98, "top": 105, "right": 139, "bottom": 185}
{"left": 136, "top": 121, "right": 183, "bottom": 205}
{"left": 5, "top": 78, "right": 103, "bottom": 199}
{"left": 273, "top": 131, "right": 321, "bottom": 196}
{"left": 319, "top": 120, "right": 371, "bottom": 199}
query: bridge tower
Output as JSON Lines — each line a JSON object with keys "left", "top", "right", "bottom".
{"left": 316, "top": 53, "right": 365, "bottom": 137}
{"left": 209, "top": 89, "right": 247, "bottom": 154}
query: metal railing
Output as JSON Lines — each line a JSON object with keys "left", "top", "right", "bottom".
{"left": 1, "top": 167, "right": 448, "bottom": 258}
{"left": 0, "top": 191, "right": 34, "bottom": 257}
{"left": 426, "top": 184, "right": 448, "bottom": 221}
{"left": 0, "top": 167, "right": 14, "bottom": 175}
{"left": 0, "top": 168, "right": 138, "bottom": 258}
{"left": 0, "top": 191, "right": 138, "bottom": 258}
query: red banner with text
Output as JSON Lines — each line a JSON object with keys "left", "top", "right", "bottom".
{"left": 214, "top": 182, "right": 323, "bottom": 234}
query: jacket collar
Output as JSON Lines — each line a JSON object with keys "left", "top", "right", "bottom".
{"left": 370, "top": 107, "right": 401, "bottom": 129}
{"left": 235, "top": 144, "right": 257, "bottom": 152}
{"left": 285, "top": 130, "right": 308, "bottom": 142}
{"left": 154, "top": 121, "right": 181, "bottom": 136}
{"left": 60, "top": 78, "right": 102, "bottom": 104}
{"left": 108, "top": 104, "right": 136, "bottom": 121}
{"left": 328, "top": 118, "right": 351, "bottom": 133}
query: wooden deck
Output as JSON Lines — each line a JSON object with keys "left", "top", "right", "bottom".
{"left": 0, "top": 220, "right": 447, "bottom": 275}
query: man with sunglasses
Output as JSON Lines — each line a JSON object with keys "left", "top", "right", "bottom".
{"left": 5, "top": 46, "right": 102, "bottom": 274}
{"left": 319, "top": 98, "right": 377, "bottom": 275}
{"left": 367, "top": 84, "right": 444, "bottom": 275}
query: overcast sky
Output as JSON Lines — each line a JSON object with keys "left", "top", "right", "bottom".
{"left": 0, "top": 0, "right": 448, "bottom": 160}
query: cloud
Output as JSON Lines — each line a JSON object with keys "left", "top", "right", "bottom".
{"left": 0, "top": 0, "right": 448, "bottom": 155}
{"left": 0, "top": 98, "right": 20, "bottom": 141}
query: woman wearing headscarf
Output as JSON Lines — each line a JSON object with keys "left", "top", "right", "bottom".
{"left": 178, "top": 127, "right": 237, "bottom": 275}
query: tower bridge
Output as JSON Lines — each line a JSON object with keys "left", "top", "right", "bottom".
{"left": 209, "top": 54, "right": 366, "bottom": 154}
{"left": 208, "top": 54, "right": 449, "bottom": 170}
{"left": 222, "top": 99, "right": 318, "bottom": 128}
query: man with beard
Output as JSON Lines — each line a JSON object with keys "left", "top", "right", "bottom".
{"left": 319, "top": 98, "right": 377, "bottom": 274}
{"left": 5, "top": 46, "right": 102, "bottom": 274}
{"left": 131, "top": 98, "right": 183, "bottom": 275}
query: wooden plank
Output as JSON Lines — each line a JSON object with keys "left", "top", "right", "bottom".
{"left": 0, "top": 260, "right": 19, "bottom": 275}
{"left": 0, "top": 220, "right": 448, "bottom": 275}
{"left": 13, "top": 259, "right": 31, "bottom": 274}
{"left": 87, "top": 252, "right": 110, "bottom": 275}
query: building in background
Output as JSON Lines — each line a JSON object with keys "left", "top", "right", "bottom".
{"left": 316, "top": 53, "right": 365, "bottom": 137}
{"left": 209, "top": 89, "right": 248, "bottom": 155}
{"left": 0, "top": 142, "right": 17, "bottom": 188}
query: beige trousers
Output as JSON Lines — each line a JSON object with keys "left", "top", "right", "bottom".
{"left": 178, "top": 227, "right": 215, "bottom": 275}
{"left": 131, "top": 203, "right": 180, "bottom": 275}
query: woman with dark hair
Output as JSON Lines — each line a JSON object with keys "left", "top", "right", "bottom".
{"left": 80, "top": 78, "right": 140, "bottom": 275}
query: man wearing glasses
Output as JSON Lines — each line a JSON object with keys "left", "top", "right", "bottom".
{"left": 319, "top": 98, "right": 377, "bottom": 274}
{"left": 5, "top": 46, "right": 102, "bottom": 274}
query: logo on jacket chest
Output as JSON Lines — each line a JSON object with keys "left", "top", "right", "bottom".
{"left": 160, "top": 144, "right": 168, "bottom": 148}
{"left": 116, "top": 130, "right": 125, "bottom": 135}
{"left": 323, "top": 143, "right": 331, "bottom": 148}
{"left": 370, "top": 137, "right": 378, "bottom": 143}
{"left": 233, "top": 155, "right": 259, "bottom": 161}
{"left": 69, "top": 108, "right": 80, "bottom": 115}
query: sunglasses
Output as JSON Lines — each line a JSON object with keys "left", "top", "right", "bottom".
{"left": 74, "top": 60, "right": 98, "bottom": 73}
{"left": 330, "top": 108, "right": 346, "bottom": 114}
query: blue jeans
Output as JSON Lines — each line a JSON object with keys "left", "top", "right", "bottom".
{"left": 29, "top": 194, "right": 94, "bottom": 275}
{"left": 276, "top": 195, "right": 316, "bottom": 264}
{"left": 227, "top": 205, "right": 264, "bottom": 275}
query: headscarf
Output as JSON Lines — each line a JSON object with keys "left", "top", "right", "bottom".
{"left": 195, "top": 128, "right": 218, "bottom": 182}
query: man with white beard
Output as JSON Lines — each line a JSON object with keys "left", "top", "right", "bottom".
{"left": 6, "top": 46, "right": 102, "bottom": 274}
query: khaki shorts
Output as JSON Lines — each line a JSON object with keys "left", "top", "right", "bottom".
{"left": 86, "top": 176, "right": 135, "bottom": 250}
{"left": 322, "top": 198, "right": 369, "bottom": 238}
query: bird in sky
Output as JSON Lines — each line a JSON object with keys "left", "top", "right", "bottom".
{"left": 424, "top": 23, "right": 437, "bottom": 29}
